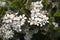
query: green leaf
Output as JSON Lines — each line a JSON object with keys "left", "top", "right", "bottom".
{"left": 0, "top": 7, "right": 6, "bottom": 26}
{"left": 49, "top": 17, "right": 54, "bottom": 23}
{"left": 48, "top": 24, "right": 55, "bottom": 32}
{"left": 7, "top": 0, "right": 26, "bottom": 10}
{"left": 55, "top": 27, "right": 60, "bottom": 30}
{"left": 20, "top": 7, "right": 31, "bottom": 17}
{"left": 54, "top": 10, "right": 60, "bottom": 17}
{"left": 24, "top": 0, "right": 32, "bottom": 9}
{"left": 54, "top": 30, "right": 60, "bottom": 38}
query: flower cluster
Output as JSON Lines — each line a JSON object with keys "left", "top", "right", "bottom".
{"left": 0, "top": 0, "right": 49, "bottom": 40}
{"left": 28, "top": 1, "right": 49, "bottom": 27}
{"left": 0, "top": 24, "right": 14, "bottom": 39}
{"left": 3, "top": 11, "right": 27, "bottom": 32}
{"left": 0, "top": 11, "right": 27, "bottom": 39}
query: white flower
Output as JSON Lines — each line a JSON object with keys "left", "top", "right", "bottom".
{"left": 0, "top": 24, "right": 14, "bottom": 39}
{"left": 9, "top": 14, "right": 15, "bottom": 19}
{"left": 13, "top": 17, "right": 20, "bottom": 21}
{"left": 31, "top": 1, "right": 43, "bottom": 10}
{"left": 12, "top": 14, "right": 27, "bottom": 32}
{"left": 3, "top": 13, "right": 15, "bottom": 23}
{"left": 28, "top": 1, "right": 49, "bottom": 27}
{"left": 29, "top": 13, "right": 49, "bottom": 26}
{"left": 12, "top": 24, "right": 22, "bottom": 32}
{"left": 0, "top": 11, "right": 27, "bottom": 39}
{"left": 19, "top": 15, "right": 22, "bottom": 19}
{"left": 3, "top": 30, "right": 14, "bottom": 39}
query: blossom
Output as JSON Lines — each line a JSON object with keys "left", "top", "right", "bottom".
{"left": 0, "top": 11, "right": 27, "bottom": 39}
{"left": 31, "top": 1, "right": 43, "bottom": 10}
{"left": 3, "top": 30, "right": 14, "bottom": 39}
{"left": 28, "top": 1, "right": 49, "bottom": 27}
{"left": 12, "top": 14, "right": 27, "bottom": 32}
{"left": 0, "top": 24, "right": 14, "bottom": 39}
{"left": 3, "top": 12, "right": 27, "bottom": 32}
{"left": 3, "top": 13, "right": 15, "bottom": 23}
